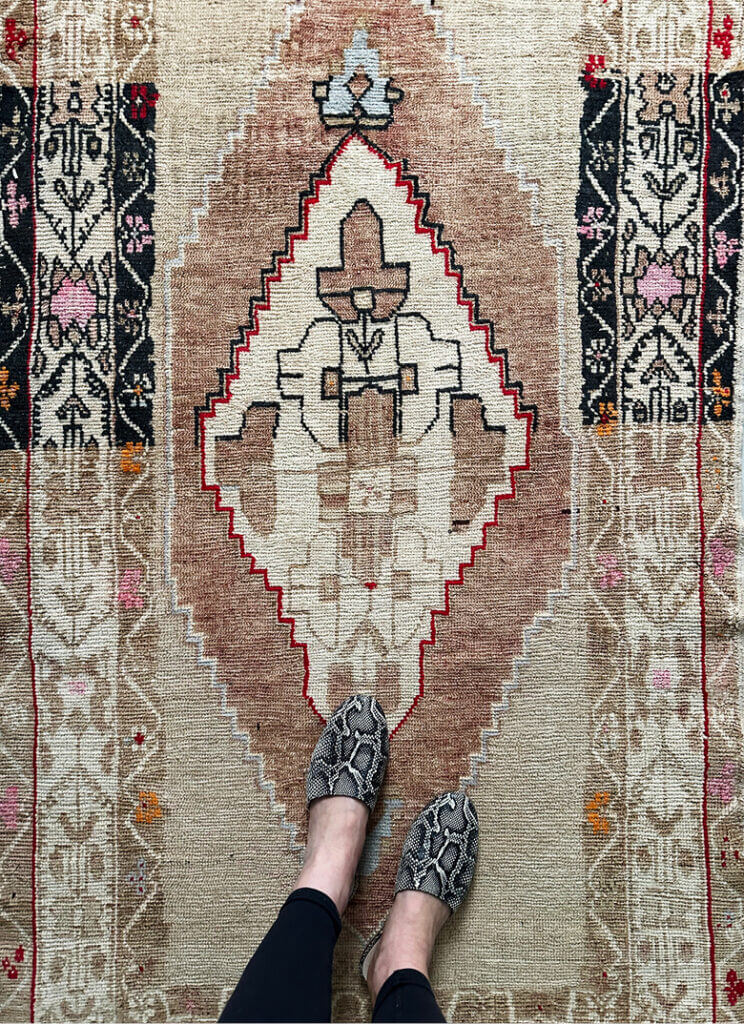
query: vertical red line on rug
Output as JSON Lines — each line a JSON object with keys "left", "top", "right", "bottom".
{"left": 696, "top": 1, "right": 717, "bottom": 1019}
{"left": 24, "top": 0, "right": 39, "bottom": 1018}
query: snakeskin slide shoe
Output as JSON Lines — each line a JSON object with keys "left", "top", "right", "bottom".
{"left": 361, "top": 790, "right": 479, "bottom": 980}
{"left": 394, "top": 790, "right": 478, "bottom": 911}
{"left": 306, "top": 694, "right": 389, "bottom": 812}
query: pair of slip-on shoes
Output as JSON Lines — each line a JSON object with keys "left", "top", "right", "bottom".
{"left": 306, "top": 694, "right": 479, "bottom": 975}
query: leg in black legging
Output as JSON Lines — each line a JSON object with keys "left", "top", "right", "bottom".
{"left": 218, "top": 887, "right": 340, "bottom": 1023}
{"left": 372, "top": 968, "right": 446, "bottom": 1023}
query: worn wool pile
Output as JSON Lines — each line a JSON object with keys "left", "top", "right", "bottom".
{"left": 0, "top": 0, "right": 743, "bottom": 1020}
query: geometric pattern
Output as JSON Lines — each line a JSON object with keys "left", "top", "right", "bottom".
{"left": 202, "top": 133, "right": 531, "bottom": 728}
{"left": 702, "top": 72, "right": 744, "bottom": 421}
{"left": 166, "top": 0, "right": 571, "bottom": 963}
{"left": 577, "top": 73, "right": 620, "bottom": 426}
{"left": 0, "top": 82, "right": 155, "bottom": 451}
{"left": 578, "top": 70, "right": 744, "bottom": 426}
{"left": 0, "top": 86, "right": 33, "bottom": 448}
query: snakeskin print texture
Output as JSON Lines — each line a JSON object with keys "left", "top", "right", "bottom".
{"left": 394, "top": 791, "right": 479, "bottom": 913}
{"left": 306, "top": 694, "right": 390, "bottom": 811}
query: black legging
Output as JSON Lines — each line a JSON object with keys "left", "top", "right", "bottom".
{"left": 218, "top": 888, "right": 446, "bottom": 1023}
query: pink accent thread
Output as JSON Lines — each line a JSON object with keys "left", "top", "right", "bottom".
{"left": 0, "top": 786, "right": 18, "bottom": 830}
{"left": 710, "top": 537, "right": 734, "bottom": 577}
{"left": 713, "top": 230, "right": 739, "bottom": 269}
{"left": 118, "top": 568, "right": 144, "bottom": 609}
{"left": 707, "top": 762, "right": 735, "bottom": 804}
{"left": 597, "top": 552, "right": 624, "bottom": 588}
{"left": 0, "top": 537, "right": 22, "bottom": 582}
{"left": 652, "top": 668, "right": 672, "bottom": 690}
{"left": 4, "top": 181, "right": 29, "bottom": 229}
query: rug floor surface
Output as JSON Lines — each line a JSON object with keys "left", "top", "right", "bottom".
{"left": 0, "top": 0, "right": 743, "bottom": 1021}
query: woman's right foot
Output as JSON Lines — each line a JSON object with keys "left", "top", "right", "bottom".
{"left": 294, "top": 795, "right": 369, "bottom": 917}
{"left": 362, "top": 790, "right": 479, "bottom": 1000}
{"left": 306, "top": 693, "right": 389, "bottom": 811}
{"left": 297, "top": 694, "right": 389, "bottom": 916}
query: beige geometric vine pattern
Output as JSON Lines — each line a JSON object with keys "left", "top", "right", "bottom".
{"left": 589, "top": 9, "right": 744, "bottom": 1024}
{"left": 0, "top": 454, "right": 32, "bottom": 1024}
{"left": 202, "top": 134, "right": 531, "bottom": 729}
{"left": 0, "top": 1, "right": 163, "bottom": 1022}
{"left": 576, "top": 5, "right": 744, "bottom": 1024}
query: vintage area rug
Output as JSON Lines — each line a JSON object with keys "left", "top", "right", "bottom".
{"left": 0, "top": 0, "right": 744, "bottom": 1020}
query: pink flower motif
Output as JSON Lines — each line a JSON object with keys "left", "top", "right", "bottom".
{"left": 0, "top": 786, "right": 18, "bottom": 830}
{"left": 0, "top": 537, "right": 22, "bottom": 583}
{"left": 714, "top": 230, "right": 739, "bottom": 269}
{"left": 710, "top": 537, "right": 734, "bottom": 578}
{"left": 636, "top": 260, "right": 683, "bottom": 307}
{"left": 652, "top": 668, "right": 671, "bottom": 690}
{"left": 708, "top": 762, "right": 736, "bottom": 804}
{"left": 623, "top": 246, "right": 697, "bottom": 322}
{"left": 118, "top": 568, "right": 144, "bottom": 609}
{"left": 3, "top": 180, "right": 28, "bottom": 229}
{"left": 578, "top": 206, "right": 610, "bottom": 242}
{"left": 50, "top": 274, "right": 97, "bottom": 331}
{"left": 67, "top": 679, "right": 88, "bottom": 696}
{"left": 597, "top": 553, "right": 623, "bottom": 588}
{"left": 124, "top": 214, "right": 154, "bottom": 255}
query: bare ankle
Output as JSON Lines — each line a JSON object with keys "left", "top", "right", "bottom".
{"left": 366, "top": 891, "right": 449, "bottom": 1001}
{"left": 367, "top": 933, "right": 430, "bottom": 1002}
{"left": 294, "top": 796, "right": 368, "bottom": 915}
{"left": 294, "top": 853, "right": 349, "bottom": 915}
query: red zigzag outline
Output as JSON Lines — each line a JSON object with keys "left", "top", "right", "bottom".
{"left": 198, "top": 131, "right": 533, "bottom": 737}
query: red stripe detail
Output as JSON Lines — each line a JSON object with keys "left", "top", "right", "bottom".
{"left": 198, "top": 132, "right": 532, "bottom": 735}
{"left": 26, "top": 1, "right": 39, "bottom": 1018}
{"left": 696, "top": 3, "right": 717, "bottom": 1018}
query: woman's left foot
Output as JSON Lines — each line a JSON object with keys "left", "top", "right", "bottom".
{"left": 394, "top": 790, "right": 478, "bottom": 912}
